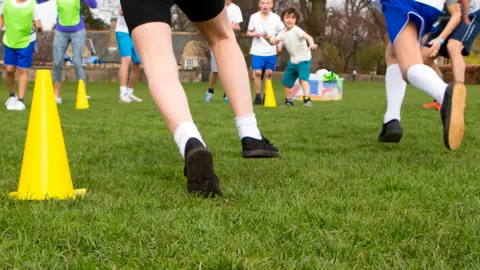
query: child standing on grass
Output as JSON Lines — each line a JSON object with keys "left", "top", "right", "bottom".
{"left": 264, "top": 7, "right": 318, "bottom": 107}
{"left": 247, "top": 0, "right": 285, "bottom": 105}
{"left": 0, "top": 0, "right": 42, "bottom": 111}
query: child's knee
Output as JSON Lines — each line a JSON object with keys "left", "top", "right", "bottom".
{"left": 6, "top": 66, "right": 16, "bottom": 74}
{"left": 17, "top": 68, "right": 27, "bottom": 75}
{"left": 264, "top": 70, "right": 273, "bottom": 78}
{"left": 253, "top": 70, "right": 262, "bottom": 77}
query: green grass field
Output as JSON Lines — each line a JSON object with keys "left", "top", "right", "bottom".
{"left": 1, "top": 81, "right": 480, "bottom": 268}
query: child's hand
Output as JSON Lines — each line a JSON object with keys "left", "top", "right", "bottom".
{"left": 262, "top": 33, "right": 270, "bottom": 39}
{"left": 309, "top": 44, "right": 318, "bottom": 50}
{"left": 255, "top": 32, "right": 263, "bottom": 39}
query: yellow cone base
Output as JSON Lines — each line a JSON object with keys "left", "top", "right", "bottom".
{"left": 264, "top": 79, "right": 277, "bottom": 108}
{"left": 9, "top": 188, "right": 87, "bottom": 201}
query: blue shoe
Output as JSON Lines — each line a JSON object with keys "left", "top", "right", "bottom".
{"left": 204, "top": 91, "right": 213, "bottom": 103}
{"left": 223, "top": 96, "right": 229, "bottom": 103}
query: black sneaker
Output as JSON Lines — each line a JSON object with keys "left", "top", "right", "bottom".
{"left": 254, "top": 96, "right": 262, "bottom": 105}
{"left": 183, "top": 138, "right": 222, "bottom": 198}
{"left": 241, "top": 136, "right": 280, "bottom": 158}
{"left": 441, "top": 82, "right": 466, "bottom": 151}
{"left": 378, "top": 119, "right": 403, "bottom": 143}
{"left": 284, "top": 100, "right": 294, "bottom": 106}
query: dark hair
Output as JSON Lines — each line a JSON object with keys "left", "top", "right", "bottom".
{"left": 280, "top": 7, "right": 301, "bottom": 22}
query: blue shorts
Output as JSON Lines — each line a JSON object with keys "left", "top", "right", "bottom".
{"left": 425, "top": 10, "right": 480, "bottom": 57}
{"left": 116, "top": 32, "right": 140, "bottom": 63}
{"left": 282, "top": 60, "right": 312, "bottom": 88}
{"left": 4, "top": 41, "right": 36, "bottom": 69}
{"left": 382, "top": 0, "right": 444, "bottom": 44}
{"left": 251, "top": 55, "right": 276, "bottom": 71}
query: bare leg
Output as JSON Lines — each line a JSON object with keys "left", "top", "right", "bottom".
{"left": 447, "top": 39, "right": 465, "bottom": 83}
{"left": 253, "top": 70, "right": 262, "bottom": 95}
{"left": 131, "top": 23, "right": 193, "bottom": 133}
{"left": 119, "top": 56, "right": 132, "bottom": 88}
{"left": 128, "top": 62, "right": 141, "bottom": 88}
{"left": 5, "top": 65, "right": 16, "bottom": 95}
{"left": 208, "top": 72, "right": 217, "bottom": 89}
{"left": 299, "top": 80, "right": 310, "bottom": 97}
{"left": 17, "top": 68, "right": 28, "bottom": 99}
{"left": 193, "top": 7, "right": 255, "bottom": 117}
{"left": 283, "top": 86, "right": 292, "bottom": 99}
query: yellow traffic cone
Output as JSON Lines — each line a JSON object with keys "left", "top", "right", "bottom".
{"left": 264, "top": 79, "right": 277, "bottom": 108}
{"left": 76, "top": 79, "right": 89, "bottom": 110}
{"left": 9, "top": 70, "right": 86, "bottom": 200}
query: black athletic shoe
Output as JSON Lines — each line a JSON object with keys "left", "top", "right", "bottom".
{"left": 183, "top": 138, "right": 222, "bottom": 198}
{"left": 284, "top": 100, "right": 294, "bottom": 106}
{"left": 441, "top": 82, "right": 466, "bottom": 151}
{"left": 378, "top": 119, "right": 403, "bottom": 143}
{"left": 241, "top": 136, "right": 280, "bottom": 158}
{"left": 254, "top": 96, "right": 262, "bottom": 105}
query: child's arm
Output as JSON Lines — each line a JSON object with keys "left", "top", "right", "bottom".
{"left": 302, "top": 32, "right": 318, "bottom": 50}
{"left": 427, "top": 1, "right": 461, "bottom": 57}
{"left": 263, "top": 33, "right": 280, "bottom": 45}
{"left": 0, "top": 4, "right": 3, "bottom": 30}
{"left": 34, "top": 4, "right": 42, "bottom": 32}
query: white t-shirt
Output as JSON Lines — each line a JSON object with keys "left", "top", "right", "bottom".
{"left": 469, "top": 0, "right": 480, "bottom": 13}
{"left": 226, "top": 2, "right": 243, "bottom": 24}
{"left": 275, "top": 26, "right": 311, "bottom": 64}
{"left": 247, "top": 11, "right": 285, "bottom": 56}
{"left": 0, "top": 0, "right": 41, "bottom": 42}
{"left": 116, "top": 15, "right": 129, "bottom": 33}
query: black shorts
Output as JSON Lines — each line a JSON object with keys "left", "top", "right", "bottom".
{"left": 424, "top": 11, "right": 480, "bottom": 57}
{"left": 120, "top": 0, "right": 226, "bottom": 33}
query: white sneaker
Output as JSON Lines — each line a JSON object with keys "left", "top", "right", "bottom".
{"left": 5, "top": 96, "right": 17, "bottom": 108}
{"left": 12, "top": 100, "right": 26, "bottom": 111}
{"left": 127, "top": 89, "right": 143, "bottom": 102}
{"left": 55, "top": 96, "right": 62, "bottom": 104}
{"left": 119, "top": 94, "right": 133, "bottom": 103}
{"left": 7, "top": 100, "right": 26, "bottom": 111}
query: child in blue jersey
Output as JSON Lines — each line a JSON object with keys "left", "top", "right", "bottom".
{"left": 373, "top": 0, "right": 467, "bottom": 151}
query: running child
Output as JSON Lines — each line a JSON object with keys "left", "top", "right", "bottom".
{"left": 120, "top": 0, "right": 280, "bottom": 198}
{"left": 116, "top": 2, "right": 143, "bottom": 103}
{"left": 247, "top": 0, "right": 285, "bottom": 105}
{"left": 373, "top": 0, "right": 467, "bottom": 151}
{"left": 0, "top": 0, "right": 42, "bottom": 111}
{"left": 264, "top": 7, "right": 318, "bottom": 107}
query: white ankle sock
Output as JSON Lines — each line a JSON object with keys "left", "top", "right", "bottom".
{"left": 120, "top": 86, "right": 127, "bottom": 96}
{"left": 407, "top": 64, "right": 447, "bottom": 104}
{"left": 173, "top": 122, "right": 205, "bottom": 159}
{"left": 127, "top": 87, "right": 134, "bottom": 95}
{"left": 384, "top": 64, "right": 407, "bottom": 123}
{"left": 235, "top": 114, "right": 262, "bottom": 140}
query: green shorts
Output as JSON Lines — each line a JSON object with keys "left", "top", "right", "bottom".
{"left": 282, "top": 60, "right": 312, "bottom": 88}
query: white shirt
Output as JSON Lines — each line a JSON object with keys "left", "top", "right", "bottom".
{"left": 0, "top": 0, "right": 41, "bottom": 42}
{"left": 247, "top": 11, "right": 285, "bottom": 56}
{"left": 115, "top": 15, "right": 129, "bottom": 33}
{"left": 275, "top": 26, "right": 311, "bottom": 64}
{"left": 226, "top": 2, "right": 243, "bottom": 24}
{"left": 469, "top": 0, "right": 480, "bottom": 13}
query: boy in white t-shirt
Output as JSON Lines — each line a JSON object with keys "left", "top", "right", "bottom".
{"left": 264, "top": 7, "right": 318, "bottom": 107}
{"left": 116, "top": 3, "right": 143, "bottom": 103}
{"left": 247, "top": 0, "right": 285, "bottom": 105}
{"left": 0, "top": 0, "right": 42, "bottom": 111}
{"left": 204, "top": 0, "right": 243, "bottom": 103}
